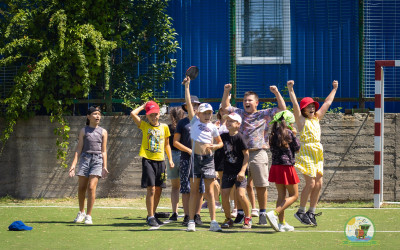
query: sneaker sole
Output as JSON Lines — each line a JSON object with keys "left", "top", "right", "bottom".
{"left": 294, "top": 213, "right": 314, "bottom": 226}
{"left": 266, "top": 216, "right": 279, "bottom": 232}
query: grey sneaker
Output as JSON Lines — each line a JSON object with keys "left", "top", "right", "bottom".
{"left": 187, "top": 221, "right": 196, "bottom": 232}
{"left": 294, "top": 211, "right": 313, "bottom": 225}
{"left": 194, "top": 214, "right": 203, "bottom": 225}
{"left": 278, "top": 222, "right": 294, "bottom": 232}
{"left": 155, "top": 217, "right": 164, "bottom": 226}
{"left": 147, "top": 216, "right": 159, "bottom": 227}
{"left": 266, "top": 211, "right": 279, "bottom": 231}
{"left": 209, "top": 221, "right": 222, "bottom": 232}
{"left": 73, "top": 211, "right": 86, "bottom": 223}
{"left": 306, "top": 212, "right": 322, "bottom": 226}
{"left": 258, "top": 212, "right": 268, "bottom": 225}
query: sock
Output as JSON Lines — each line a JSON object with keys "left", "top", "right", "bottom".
{"left": 148, "top": 216, "right": 155, "bottom": 219}
{"left": 298, "top": 207, "right": 306, "bottom": 213}
{"left": 260, "top": 209, "right": 266, "bottom": 213}
{"left": 211, "top": 220, "right": 217, "bottom": 223}
{"left": 238, "top": 209, "right": 244, "bottom": 214}
{"left": 274, "top": 210, "right": 279, "bottom": 216}
{"left": 280, "top": 219, "right": 286, "bottom": 224}
{"left": 189, "top": 220, "right": 195, "bottom": 223}
{"left": 308, "top": 207, "right": 316, "bottom": 213}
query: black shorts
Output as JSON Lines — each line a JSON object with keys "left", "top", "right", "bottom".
{"left": 141, "top": 158, "right": 166, "bottom": 188}
{"left": 221, "top": 174, "right": 247, "bottom": 189}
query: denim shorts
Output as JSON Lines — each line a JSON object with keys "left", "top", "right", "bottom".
{"left": 192, "top": 154, "right": 216, "bottom": 179}
{"left": 77, "top": 152, "right": 103, "bottom": 178}
{"left": 166, "top": 150, "right": 181, "bottom": 180}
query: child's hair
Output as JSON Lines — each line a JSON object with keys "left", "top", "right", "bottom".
{"left": 86, "top": 106, "right": 101, "bottom": 125}
{"left": 243, "top": 91, "right": 259, "bottom": 101}
{"left": 269, "top": 116, "right": 292, "bottom": 149}
{"left": 169, "top": 106, "right": 185, "bottom": 129}
{"left": 301, "top": 108, "right": 308, "bottom": 118}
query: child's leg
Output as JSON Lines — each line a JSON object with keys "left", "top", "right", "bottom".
{"left": 246, "top": 177, "right": 257, "bottom": 209}
{"left": 86, "top": 175, "right": 99, "bottom": 216}
{"left": 221, "top": 187, "right": 232, "bottom": 219}
{"left": 189, "top": 178, "right": 201, "bottom": 220}
{"left": 275, "top": 184, "right": 299, "bottom": 222}
{"left": 153, "top": 186, "right": 163, "bottom": 214}
{"left": 236, "top": 187, "right": 251, "bottom": 217}
{"left": 299, "top": 174, "right": 316, "bottom": 209}
{"left": 255, "top": 187, "right": 268, "bottom": 211}
{"left": 309, "top": 173, "right": 323, "bottom": 209}
{"left": 170, "top": 178, "right": 180, "bottom": 214}
{"left": 146, "top": 186, "right": 156, "bottom": 217}
{"left": 214, "top": 179, "right": 220, "bottom": 205}
{"left": 196, "top": 193, "right": 203, "bottom": 215}
{"left": 204, "top": 178, "right": 216, "bottom": 221}
{"left": 78, "top": 176, "right": 89, "bottom": 213}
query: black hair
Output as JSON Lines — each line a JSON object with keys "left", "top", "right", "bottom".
{"left": 269, "top": 116, "right": 292, "bottom": 149}
{"left": 169, "top": 106, "right": 185, "bottom": 129}
{"left": 86, "top": 106, "right": 101, "bottom": 125}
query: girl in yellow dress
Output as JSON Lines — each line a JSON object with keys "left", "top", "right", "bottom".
{"left": 287, "top": 80, "right": 338, "bottom": 226}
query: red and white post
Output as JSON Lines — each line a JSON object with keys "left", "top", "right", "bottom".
{"left": 374, "top": 60, "right": 399, "bottom": 208}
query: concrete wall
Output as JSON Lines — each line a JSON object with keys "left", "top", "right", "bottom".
{"left": 0, "top": 113, "right": 399, "bottom": 201}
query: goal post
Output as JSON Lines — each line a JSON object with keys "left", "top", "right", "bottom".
{"left": 374, "top": 60, "right": 400, "bottom": 208}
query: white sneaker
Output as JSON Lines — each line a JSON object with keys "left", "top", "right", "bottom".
{"left": 251, "top": 208, "right": 259, "bottom": 217}
{"left": 209, "top": 221, "right": 222, "bottom": 232}
{"left": 231, "top": 209, "right": 238, "bottom": 218}
{"left": 73, "top": 211, "right": 86, "bottom": 223}
{"left": 84, "top": 215, "right": 93, "bottom": 224}
{"left": 266, "top": 211, "right": 279, "bottom": 232}
{"left": 187, "top": 221, "right": 196, "bottom": 232}
{"left": 279, "top": 223, "right": 294, "bottom": 232}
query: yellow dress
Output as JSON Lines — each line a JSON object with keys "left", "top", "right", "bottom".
{"left": 295, "top": 117, "right": 324, "bottom": 177}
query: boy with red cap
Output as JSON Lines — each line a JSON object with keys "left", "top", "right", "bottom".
{"left": 131, "top": 101, "right": 174, "bottom": 227}
{"left": 287, "top": 80, "right": 338, "bottom": 227}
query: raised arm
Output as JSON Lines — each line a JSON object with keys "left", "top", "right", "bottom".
{"left": 221, "top": 83, "right": 232, "bottom": 111}
{"left": 130, "top": 103, "right": 146, "bottom": 127}
{"left": 270, "top": 85, "right": 286, "bottom": 111}
{"left": 316, "top": 80, "right": 339, "bottom": 120}
{"left": 183, "top": 76, "right": 195, "bottom": 120}
{"left": 287, "top": 80, "right": 304, "bottom": 130}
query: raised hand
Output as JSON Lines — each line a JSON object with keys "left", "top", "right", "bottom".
{"left": 182, "top": 76, "right": 190, "bottom": 86}
{"left": 224, "top": 83, "right": 232, "bottom": 91}
{"left": 269, "top": 85, "right": 278, "bottom": 94}
{"left": 332, "top": 80, "right": 338, "bottom": 89}
{"left": 287, "top": 80, "right": 294, "bottom": 89}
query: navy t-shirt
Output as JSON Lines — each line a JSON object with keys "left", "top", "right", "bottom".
{"left": 220, "top": 132, "right": 247, "bottom": 175}
{"left": 175, "top": 117, "right": 192, "bottom": 159}
{"left": 168, "top": 124, "right": 178, "bottom": 151}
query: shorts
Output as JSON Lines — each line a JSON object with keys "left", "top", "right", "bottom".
{"left": 179, "top": 157, "right": 205, "bottom": 194}
{"left": 268, "top": 165, "right": 300, "bottom": 185}
{"left": 221, "top": 174, "right": 247, "bottom": 189}
{"left": 77, "top": 153, "right": 103, "bottom": 178}
{"left": 167, "top": 150, "right": 181, "bottom": 180}
{"left": 141, "top": 158, "right": 166, "bottom": 188}
{"left": 248, "top": 149, "right": 269, "bottom": 187}
{"left": 192, "top": 154, "right": 216, "bottom": 179}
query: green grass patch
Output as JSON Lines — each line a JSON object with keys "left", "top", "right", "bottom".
{"left": 0, "top": 199, "right": 399, "bottom": 249}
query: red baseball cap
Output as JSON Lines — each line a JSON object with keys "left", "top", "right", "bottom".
{"left": 300, "top": 97, "right": 319, "bottom": 110}
{"left": 145, "top": 101, "right": 160, "bottom": 115}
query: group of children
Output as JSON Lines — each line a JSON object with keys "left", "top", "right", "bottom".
{"left": 68, "top": 77, "right": 339, "bottom": 232}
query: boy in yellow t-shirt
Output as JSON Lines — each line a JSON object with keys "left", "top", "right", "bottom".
{"left": 131, "top": 101, "right": 174, "bottom": 227}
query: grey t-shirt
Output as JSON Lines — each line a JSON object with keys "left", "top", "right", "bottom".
{"left": 82, "top": 126, "right": 103, "bottom": 154}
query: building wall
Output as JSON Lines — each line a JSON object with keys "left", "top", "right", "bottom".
{"left": 1, "top": 113, "right": 399, "bottom": 201}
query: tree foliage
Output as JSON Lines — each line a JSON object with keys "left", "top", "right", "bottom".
{"left": 0, "top": 0, "right": 178, "bottom": 166}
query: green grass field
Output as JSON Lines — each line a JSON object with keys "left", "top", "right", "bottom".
{"left": 0, "top": 197, "right": 399, "bottom": 249}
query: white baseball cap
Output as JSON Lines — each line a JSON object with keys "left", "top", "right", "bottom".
{"left": 223, "top": 113, "right": 242, "bottom": 124}
{"left": 198, "top": 103, "right": 213, "bottom": 113}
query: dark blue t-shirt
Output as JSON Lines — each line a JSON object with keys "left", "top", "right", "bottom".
{"left": 175, "top": 117, "right": 192, "bottom": 159}
{"left": 220, "top": 132, "right": 247, "bottom": 175}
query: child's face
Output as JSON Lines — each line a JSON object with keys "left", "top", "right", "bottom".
{"left": 87, "top": 111, "right": 101, "bottom": 126}
{"left": 243, "top": 94, "right": 258, "bottom": 114}
{"left": 226, "top": 117, "right": 240, "bottom": 131}
{"left": 147, "top": 112, "right": 160, "bottom": 126}
{"left": 303, "top": 103, "right": 316, "bottom": 118}
{"left": 198, "top": 110, "right": 213, "bottom": 123}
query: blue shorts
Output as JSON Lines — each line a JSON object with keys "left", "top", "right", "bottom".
{"left": 192, "top": 154, "right": 216, "bottom": 179}
{"left": 179, "top": 157, "right": 205, "bottom": 194}
{"left": 77, "top": 153, "right": 103, "bottom": 178}
{"left": 167, "top": 150, "right": 181, "bottom": 180}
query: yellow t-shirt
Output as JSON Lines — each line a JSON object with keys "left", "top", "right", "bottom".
{"left": 139, "top": 121, "right": 170, "bottom": 161}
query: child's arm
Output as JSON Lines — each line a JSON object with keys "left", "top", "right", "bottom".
{"left": 164, "top": 136, "right": 174, "bottom": 168}
{"left": 316, "top": 80, "right": 339, "bottom": 120}
{"left": 270, "top": 85, "right": 286, "bottom": 111}
{"left": 237, "top": 149, "right": 249, "bottom": 182}
{"left": 287, "top": 80, "right": 304, "bottom": 130}
{"left": 173, "top": 133, "right": 192, "bottom": 155}
{"left": 69, "top": 128, "right": 85, "bottom": 177}
{"left": 183, "top": 76, "right": 195, "bottom": 120}
{"left": 221, "top": 84, "right": 232, "bottom": 111}
{"left": 130, "top": 103, "right": 146, "bottom": 127}
{"left": 101, "top": 129, "right": 109, "bottom": 178}
{"left": 205, "top": 135, "right": 224, "bottom": 154}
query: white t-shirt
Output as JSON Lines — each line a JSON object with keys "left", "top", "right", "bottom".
{"left": 190, "top": 116, "right": 219, "bottom": 143}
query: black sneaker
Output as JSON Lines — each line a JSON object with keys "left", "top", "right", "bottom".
{"left": 147, "top": 217, "right": 159, "bottom": 227}
{"left": 169, "top": 212, "right": 178, "bottom": 221}
{"left": 306, "top": 212, "right": 322, "bottom": 226}
{"left": 258, "top": 212, "right": 267, "bottom": 225}
{"left": 155, "top": 212, "right": 170, "bottom": 219}
{"left": 182, "top": 215, "right": 190, "bottom": 226}
{"left": 294, "top": 211, "right": 313, "bottom": 225}
{"left": 155, "top": 217, "right": 164, "bottom": 226}
{"left": 234, "top": 212, "right": 244, "bottom": 224}
{"left": 194, "top": 214, "right": 203, "bottom": 225}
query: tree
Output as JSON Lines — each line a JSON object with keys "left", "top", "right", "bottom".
{"left": 0, "top": 0, "right": 178, "bottom": 166}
